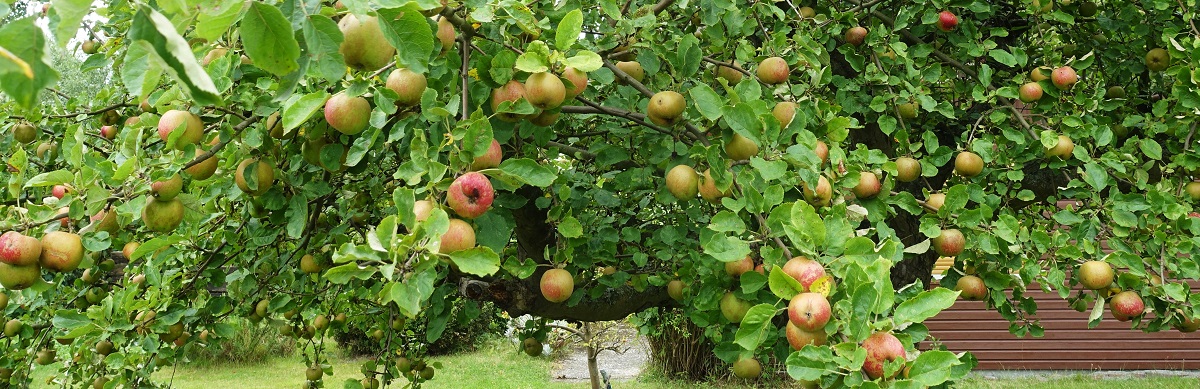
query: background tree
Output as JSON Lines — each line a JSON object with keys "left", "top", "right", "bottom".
{"left": 1, "top": 0, "right": 1199, "bottom": 388}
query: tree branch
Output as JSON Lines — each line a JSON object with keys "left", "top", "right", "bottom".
{"left": 459, "top": 278, "right": 674, "bottom": 322}
{"left": 179, "top": 115, "right": 260, "bottom": 172}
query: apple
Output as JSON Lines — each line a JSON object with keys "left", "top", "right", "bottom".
{"left": 524, "top": 72, "right": 566, "bottom": 110}
{"left": 667, "top": 280, "right": 684, "bottom": 301}
{"left": 782, "top": 256, "right": 826, "bottom": 291}
{"left": 1176, "top": 310, "right": 1200, "bottom": 333}
{"left": 386, "top": 68, "right": 428, "bottom": 107}
{"left": 895, "top": 157, "right": 920, "bottom": 182}
{"left": 953, "top": 151, "right": 983, "bottom": 177}
{"left": 235, "top": 159, "right": 275, "bottom": 196}
{"left": 897, "top": 102, "right": 918, "bottom": 119}
{"left": 0, "top": 231, "right": 42, "bottom": 266}
{"left": 725, "top": 255, "right": 754, "bottom": 277}
{"left": 490, "top": 80, "right": 528, "bottom": 122}
{"left": 158, "top": 110, "right": 204, "bottom": 150}
{"left": 1018, "top": 82, "right": 1043, "bottom": 103}
{"left": 324, "top": 92, "right": 371, "bottom": 135}
{"left": 647, "top": 91, "right": 686, "bottom": 125}
{"left": 338, "top": 14, "right": 394, "bottom": 71}
{"left": 802, "top": 175, "right": 833, "bottom": 207}
{"left": 852, "top": 172, "right": 881, "bottom": 199}
{"left": 1105, "top": 86, "right": 1125, "bottom": 99}
{"left": 1044, "top": 135, "right": 1074, "bottom": 159}
{"left": 799, "top": 7, "right": 815, "bottom": 18}
{"left": 1051, "top": 66, "right": 1077, "bottom": 90}
{"left": 471, "top": 139, "right": 503, "bottom": 171}
{"left": 788, "top": 293, "right": 832, "bottom": 331}
{"left": 719, "top": 292, "right": 752, "bottom": 323}
{"left": 956, "top": 275, "right": 987, "bottom": 300}
{"left": 786, "top": 322, "right": 828, "bottom": 350}
{"left": 773, "top": 102, "right": 797, "bottom": 127}
{"left": 845, "top": 26, "right": 868, "bottom": 46}
{"left": 725, "top": 134, "right": 759, "bottom": 161}
{"left": 52, "top": 185, "right": 68, "bottom": 199}
{"left": 713, "top": 61, "right": 742, "bottom": 84}
{"left": 862, "top": 332, "right": 906, "bottom": 379}
{"left": 665, "top": 165, "right": 699, "bottom": 201}
{"left": 698, "top": 169, "right": 731, "bottom": 204}
{"left": 151, "top": 174, "right": 183, "bottom": 201}
{"left": 732, "top": 357, "right": 761, "bottom": 379}
{"left": 925, "top": 193, "right": 946, "bottom": 213}
{"left": 413, "top": 200, "right": 435, "bottom": 222}
{"left": 1078, "top": 1, "right": 1098, "bottom": 17}
{"left": 184, "top": 148, "right": 218, "bottom": 180}
{"left": 1145, "top": 48, "right": 1169, "bottom": 72}
{"left": 530, "top": 110, "right": 560, "bottom": 127}
{"left": 937, "top": 11, "right": 958, "bottom": 31}
{"left": 932, "top": 229, "right": 965, "bottom": 257}
{"left": 757, "top": 57, "right": 789, "bottom": 84}
{"left": 1029, "top": 66, "right": 1052, "bottom": 82}
{"left": 814, "top": 141, "right": 829, "bottom": 166}
{"left": 438, "top": 219, "right": 475, "bottom": 253}
{"left": 1078, "top": 260, "right": 1114, "bottom": 290}
{"left": 1185, "top": 182, "right": 1200, "bottom": 201}
{"left": 436, "top": 17, "right": 455, "bottom": 53}
{"left": 40, "top": 231, "right": 84, "bottom": 272}
{"left": 614, "top": 61, "right": 645, "bottom": 83}
{"left": 561, "top": 67, "right": 588, "bottom": 99}
{"left": 1110, "top": 291, "right": 1144, "bottom": 321}
{"left": 100, "top": 125, "right": 117, "bottom": 140}
{"left": 540, "top": 269, "right": 575, "bottom": 303}
{"left": 446, "top": 172, "right": 494, "bottom": 219}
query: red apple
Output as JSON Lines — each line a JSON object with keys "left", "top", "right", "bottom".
{"left": 51, "top": 185, "right": 68, "bottom": 199}
{"left": 788, "top": 292, "right": 832, "bottom": 331}
{"left": 0, "top": 231, "right": 42, "bottom": 266}
{"left": 413, "top": 200, "right": 435, "bottom": 222}
{"left": 470, "top": 139, "right": 503, "bottom": 171}
{"left": 786, "top": 322, "right": 828, "bottom": 350}
{"left": 1051, "top": 66, "right": 1077, "bottom": 90}
{"left": 937, "top": 11, "right": 958, "bottom": 31}
{"left": 932, "top": 229, "right": 965, "bottom": 257}
{"left": 100, "top": 125, "right": 117, "bottom": 140}
{"left": 446, "top": 172, "right": 494, "bottom": 219}
{"left": 1018, "top": 82, "right": 1043, "bottom": 103}
{"left": 1110, "top": 291, "right": 1144, "bottom": 322}
{"left": 862, "top": 332, "right": 906, "bottom": 379}
{"left": 725, "top": 255, "right": 754, "bottom": 277}
{"left": 956, "top": 275, "right": 987, "bottom": 300}
{"left": 782, "top": 256, "right": 826, "bottom": 291}
{"left": 540, "top": 269, "right": 575, "bottom": 303}
{"left": 852, "top": 172, "right": 881, "bottom": 199}
{"left": 437, "top": 219, "right": 475, "bottom": 254}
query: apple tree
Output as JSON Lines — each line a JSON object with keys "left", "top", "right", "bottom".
{"left": 1, "top": 0, "right": 1199, "bottom": 387}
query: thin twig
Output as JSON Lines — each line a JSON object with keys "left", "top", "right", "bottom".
{"left": 179, "top": 115, "right": 260, "bottom": 171}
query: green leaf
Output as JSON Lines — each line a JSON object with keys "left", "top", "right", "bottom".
{"left": 988, "top": 49, "right": 1017, "bottom": 67}
{"left": 907, "top": 350, "right": 960, "bottom": 386}
{"left": 325, "top": 263, "right": 376, "bottom": 284}
{"left": 723, "top": 103, "right": 762, "bottom": 143}
{"left": 749, "top": 158, "right": 787, "bottom": 181}
{"left": 378, "top": 6, "right": 434, "bottom": 73}
{"left": 303, "top": 14, "right": 347, "bottom": 83}
{"left": 128, "top": 6, "right": 222, "bottom": 105}
{"left": 893, "top": 288, "right": 959, "bottom": 326}
{"left": 497, "top": 158, "right": 557, "bottom": 187}
{"left": 558, "top": 216, "right": 583, "bottom": 238}
{"left": 734, "top": 304, "right": 777, "bottom": 351}
{"left": 285, "top": 193, "right": 308, "bottom": 239}
{"left": 1139, "top": 138, "right": 1162, "bottom": 160}
{"left": 555, "top": 9, "right": 583, "bottom": 50}
{"left": 785, "top": 345, "right": 837, "bottom": 381}
{"left": 121, "top": 42, "right": 164, "bottom": 99}
{"left": 708, "top": 211, "right": 746, "bottom": 233}
{"left": 0, "top": 17, "right": 60, "bottom": 108}
{"left": 282, "top": 91, "right": 328, "bottom": 131}
{"left": 241, "top": 2, "right": 300, "bottom": 76}
{"left": 702, "top": 234, "right": 751, "bottom": 262}
{"left": 560, "top": 50, "right": 602, "bottom": 72}
{"left": 130, "top": 235, "right": 188, "bottom": 261}
{"left": 195, "top": 0, "right": 247, "bottom": 42}
{"left": 768, "top": 266, "right": 804, "bottom": 300}
{"left": 24, "top": 170, "right": 72, "bottom": 188}
{"left": 1083, "top": 162, "right": 1108, "bottom": 191}
{"left": 48, "top": 0, "right": 91, "bottom": 49}
{"left": 52, "top": 310, "right": 91, "bottom": 330}
{"left": 516, "top": 41, "right": 552, "bottom": 73}
{"left": 448, "top": 247, "right": 502, "bottom": 277}
{"left": 690, "top": 84, "right": 724, "bottom": 121}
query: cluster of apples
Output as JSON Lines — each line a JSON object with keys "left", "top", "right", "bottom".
{"left": 489, "top": 66, "right": 588, "bottom": 126}
{"left": 0, "top": 230, "right": 84, "bottom": 290}
{"left": 409, "top": 140, "right": 502, "bottom": 262}
{"left": 1075, "top": 260, "right": 1147, "bottom": 322}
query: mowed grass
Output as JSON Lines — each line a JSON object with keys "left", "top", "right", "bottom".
{"left": 24, "top": 341, "right": 1200, "bottom": 388}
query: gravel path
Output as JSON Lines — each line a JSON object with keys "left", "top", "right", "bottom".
{"left": 550, "top": 328, "right": 650, "bottom": 383}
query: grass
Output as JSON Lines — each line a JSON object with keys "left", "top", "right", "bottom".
{"left": 23, "top": 340, "right": 1200, "bottom": 388}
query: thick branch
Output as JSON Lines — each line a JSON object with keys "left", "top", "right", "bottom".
{"left": 460, "top": 278, "right": 674, "bottom": 321}
{"left": 179, "top": 115, "right": 260, "bottom": 172}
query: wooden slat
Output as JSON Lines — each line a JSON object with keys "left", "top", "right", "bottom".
{"left": 976, "top": 360, "right": 1200, "bottom": 370}
{"left": 928, "top": 339, "right": 1200, "bottom": 350}
{"left": 927, "top": 330, "right": 1195, "bottom": 341}
{"left": 969, "top": 350, "right": 1200, "bottom": 360}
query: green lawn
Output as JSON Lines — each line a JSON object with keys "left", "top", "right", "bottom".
{"left": 24, "top": 342, "right": 1200, "bottom": 388}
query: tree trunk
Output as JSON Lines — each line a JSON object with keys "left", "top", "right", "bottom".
{"left": 585, "top": 324, "right": 601, "bottom": 389}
